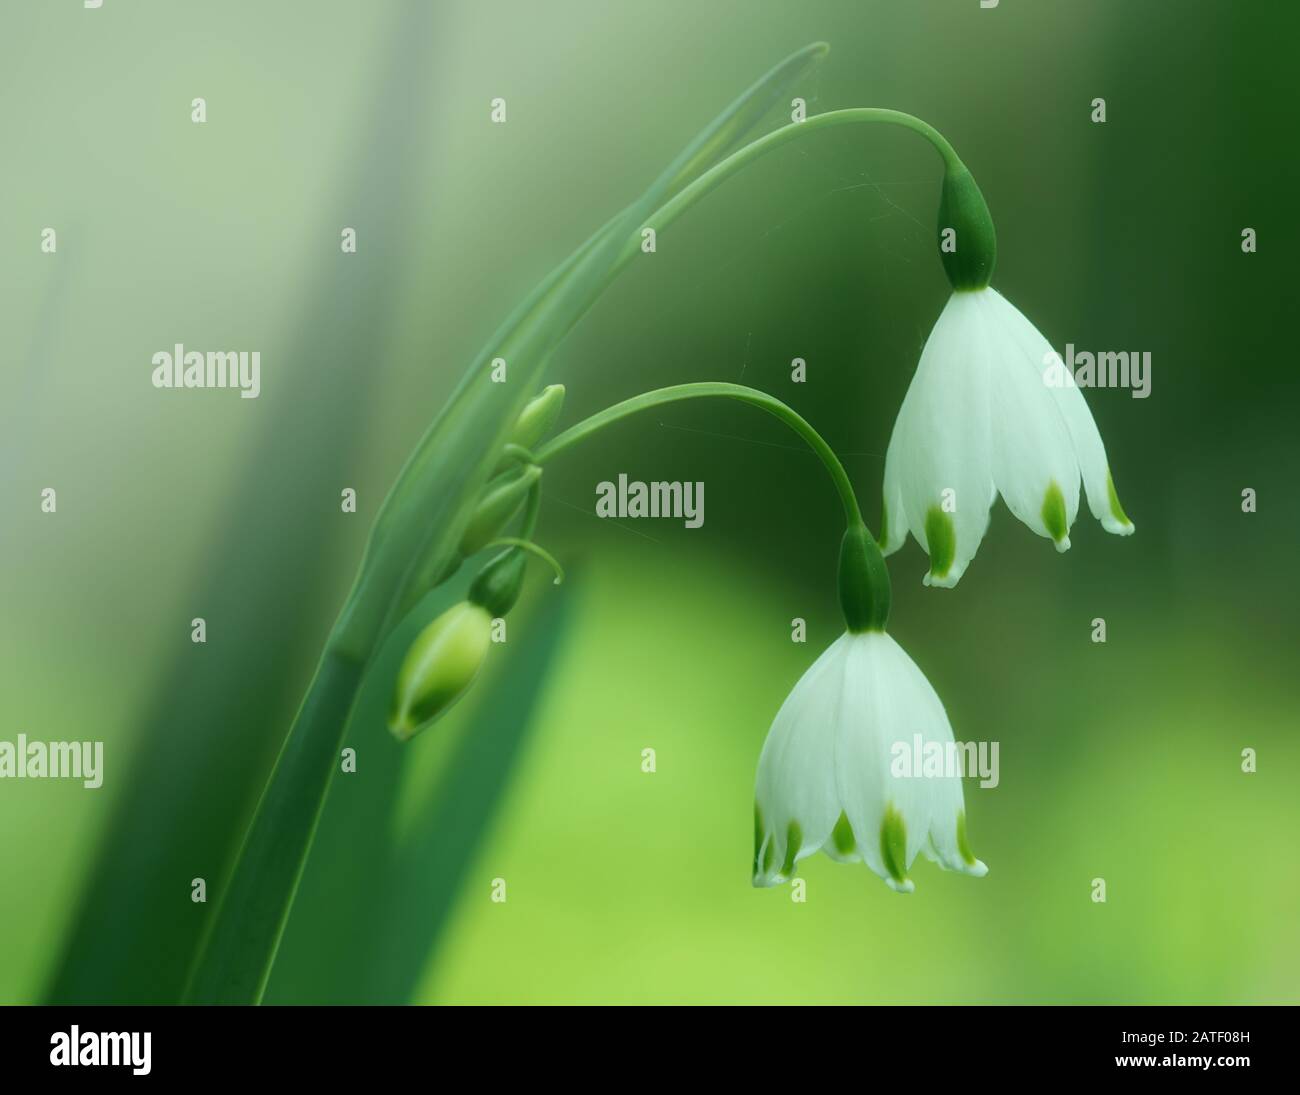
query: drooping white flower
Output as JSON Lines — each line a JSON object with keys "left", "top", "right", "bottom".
{"left": 880, "top": 287, "right": 1134, "bottom": 587}
{"left": 753, "top": 629, "right": 987, "bottom": 893}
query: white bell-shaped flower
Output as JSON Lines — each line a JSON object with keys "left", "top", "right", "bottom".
{"left": 753, "top": 630, "right": 987, "bottom": 893}
{"left": 880, "top": 287, "right": 1134, "bottom": 587}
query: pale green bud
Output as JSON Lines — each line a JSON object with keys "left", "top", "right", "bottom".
{"left": 493, "top": 384, "right": 566, "bottom": 474}
{"left": 510, "top": 384, "right": 565, "bottom": 450}
{"left": 458, "top": 465, "right": 541, "bottom": 556}
{"left": 466, "top": 548, "right": 527, "bottom": 618}
{"left": 388, "top": 601, "right": 493, "bottom": 741}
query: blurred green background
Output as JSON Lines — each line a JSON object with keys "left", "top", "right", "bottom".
{"left": 3, "top": 1, "right": 1297, "bottom": 1004}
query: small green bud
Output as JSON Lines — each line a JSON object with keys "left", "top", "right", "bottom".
{"left": 458, "top": 465, "right": 541, "bottom": 556}
{"left": 492, "top": 385, "right": 566, "bottom": 474}
{"left": 509, "top": 384, "right": 565, "bottom": 450}
{"left": 467, "top": 547, "right": 527, "bottom": 618}
{"left": 937, "top": 164, "right": 997, "bottom": 291}
{"left": 389, "top": 601, "right": 493, "bottom": 741}
{"left": 838, "top": 522, "right": 891, "bottom": 633}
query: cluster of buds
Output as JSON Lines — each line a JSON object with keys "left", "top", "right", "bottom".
{"left": 388, "top": 385, "right": 565, "bottom": 740}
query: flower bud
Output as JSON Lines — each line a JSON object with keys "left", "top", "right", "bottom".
{"left": 510, "top": 384, "right": 565, "bottom": 450}
{"left": 458, "top": 465, "right": 541, "bottom": 556}
{"left": 467, "top": 547, "right": 527, "bottom": 618}
{"left": 388, "top": 601, "right": 493, "bottom": 741}
{"left": 493, "top": 384, "right": 566, "bottom": 474}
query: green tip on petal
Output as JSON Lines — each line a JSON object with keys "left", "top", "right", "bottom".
{"left": 831, "top": 811, "right": 857, "bottom": 856}
{"left": 879, "top": 804, "right": 909, "bottom": 887}
{"left": 780, "top": 821, "right": 803, "bottom": 878}
{"left": 924, "top": 506, "right": 956, "bottom": 581}
{"left": 1105, "top": 470, "right": 1133, "bottom": 531}
{"left": 1041, "top": 480, "right": 1070, "bottom": 551}
{"left": 753, "top": 804, "right": 764, "bottom": 866}
{"left": 956, "top": 809, "right": 977, "bottom": 868}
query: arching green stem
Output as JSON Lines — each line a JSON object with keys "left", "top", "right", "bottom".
{"left": 625, "top": 109, "right": 969, "bottom": 269}
{"left": 535, "top": 382, "right": 891, "bottom": 630}
{"left": 535, "top": 382, "right": 864, "bottom": 531}
{"left": 484, "top": 538, "right": 565, "bottom": 585}
{"left": 535, "top": 108, "right": 982, "bottom": 348}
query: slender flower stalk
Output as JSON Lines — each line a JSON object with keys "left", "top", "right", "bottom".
{"left": 483, "top": 538, "right": 565, "bottom": 584}
{"left": 533, "top": 382, "right": 987, "bottom": 891}
{"left": 571, "top": 110, "right": 983, "bottom": 344}
{"left": 378, "top": 381, "right": 876, "bottom": 751}
{"left": 536, "top": 382, "right": 863, "bottom": 528}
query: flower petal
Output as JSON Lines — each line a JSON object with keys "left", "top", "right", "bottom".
{"left": 884, "top": 293, "right": 994, "bottom": 587}
{"left": 756, "top": 632, "right": 989, "bottom": 892}
{"left": 831, "top": 634, "right": 892, "bottom": 885}
{"left": 978, "top": 290, "right": 1081, "bottom": 550}
{"left": 879, "top": 425, "right": 909, "bottom": 556}
{"left": 833, "top": 632, "right": 969, "bottom": 891}
{"left": 752, "top": 634, "right": 849, "bottom": 885}
{"left": 986, "top": 288, "right": 1134, "bottom": 536}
